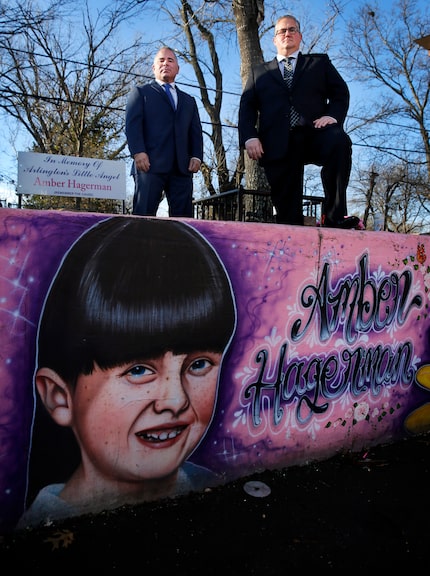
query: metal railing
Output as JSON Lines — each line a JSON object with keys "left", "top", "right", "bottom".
{"left": 193, "top": 186, "right": 325, "bottom": 225}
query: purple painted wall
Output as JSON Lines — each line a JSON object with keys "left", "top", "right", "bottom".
{"left": 1, "top": 209, "right": 429, "bottom": 531}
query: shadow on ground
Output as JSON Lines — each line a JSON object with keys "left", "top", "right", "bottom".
{"left": 1, "top": 432, "right": 429, "bottom": 572}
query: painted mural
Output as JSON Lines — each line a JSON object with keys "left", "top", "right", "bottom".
{"left": 1, "top": 208, "right": 430, "bottom": 533}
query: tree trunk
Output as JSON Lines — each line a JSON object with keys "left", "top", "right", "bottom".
{"left": 233, "top": 0, "right": 271, "bottom": 222}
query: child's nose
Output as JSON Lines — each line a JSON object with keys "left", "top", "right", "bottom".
{"left": 153, "top": 376, "right": 190, "bottom": 415}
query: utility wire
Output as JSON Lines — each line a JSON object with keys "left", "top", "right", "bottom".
{"left": 0, "top": 46, "right": 427, "bottom": 158}
{"left": 0, "top": 87, "right": 426, "bottom": 156}
{"left": 3, "top": 47, "right": 426, "bottom": 131}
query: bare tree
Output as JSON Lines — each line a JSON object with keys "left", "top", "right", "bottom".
{"left": 0, "top": 0, "right": 151, "bottom": 211}
{"left": 156, "top": 0, "right": 243, "bottom": 196}
{"left": 341, "top": 0, "right": 430, "bottom": 194}
{"left": 232, "top": 0, "right": 269, "bottom": 193}
{"left": 350, "top": 160, "right": 429, "bottom": 232}
{"left": 176, "top": 0, "right": 240, "bottom": 194}
{"left": 0, "top": 0, "right": 66, "bottom": 37}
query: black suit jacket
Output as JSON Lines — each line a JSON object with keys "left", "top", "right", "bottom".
{"left": 238, "top": 53, "right": 350, "bottom": 163}
{"left": 126, "top": 81, "right": 203, "bottom": 176}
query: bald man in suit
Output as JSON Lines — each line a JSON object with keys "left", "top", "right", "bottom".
{"left": 238, "top": 15, "right": 358, "bottom": 229}
{"left": 126, "top": 46, "right": 203, "bottom": 217}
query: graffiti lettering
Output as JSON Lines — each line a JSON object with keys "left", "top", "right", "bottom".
{"left": 291, "top": 253, "right": 422, "bottom": 345}
{"left": 244, "top": 340, "right": 414, "bottom": 427}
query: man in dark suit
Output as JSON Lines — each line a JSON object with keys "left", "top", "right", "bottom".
{"left": 126, "top": 46, "right": 203, "bottom": 217}
{"left": 238, "top": 15, "right": 358, "bottom": 229}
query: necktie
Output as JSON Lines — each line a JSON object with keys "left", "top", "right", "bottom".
{"left": 163, "top": 83, "right": 176, "bottom": 110}
{"left": 283, "top": 58, "right": 300, "bottom": 127}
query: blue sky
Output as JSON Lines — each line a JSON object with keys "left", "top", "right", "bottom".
{"left": 1, "top": 0, "right": 428, "bottom": 209}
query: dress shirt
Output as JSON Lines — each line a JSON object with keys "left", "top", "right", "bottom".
{"left": 277, "top": 51, "right": 300, "bottom": 75}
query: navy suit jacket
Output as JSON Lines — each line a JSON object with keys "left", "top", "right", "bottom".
{"left": 126, "top": 81, "right": 203, "bottom": 176}
{"left": 238, "top": 53, "right": 350, "bottom": 164}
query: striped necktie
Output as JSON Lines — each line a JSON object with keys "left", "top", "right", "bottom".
{"left": 283, "top": 58, "right": 300, "bottom": 127}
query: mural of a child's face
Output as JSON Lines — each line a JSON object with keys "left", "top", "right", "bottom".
{"left": 27, "top": 217, "right": 236, "bottom": 520}
{"left": 63, "top": 350, "right": 221, "bottom": 488}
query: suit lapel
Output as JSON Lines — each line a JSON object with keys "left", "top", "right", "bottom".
{"left": 267, "top": 58, "right": 287, "bottom": 88}
{"left": 293, "top": 53, "right": 311, "bottom": 82}
{"left": 153, "top": 81, "right": 175, "bottom": 107}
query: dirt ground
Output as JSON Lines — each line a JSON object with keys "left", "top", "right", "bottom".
{"left": 1, "top": 432, "right": 429, "bottom": 572}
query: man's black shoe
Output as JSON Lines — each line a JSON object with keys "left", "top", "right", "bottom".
{"left": 323, "top": 216, "right": 360, "bottom": 229}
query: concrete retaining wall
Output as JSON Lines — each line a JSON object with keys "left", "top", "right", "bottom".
{"left": 1, "top": 208, "right": 430, "bottom": 531}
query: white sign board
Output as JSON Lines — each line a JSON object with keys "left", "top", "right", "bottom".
{"left": 18, "top": 152, "right": 127, "bottom": 200}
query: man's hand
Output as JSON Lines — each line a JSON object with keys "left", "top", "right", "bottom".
{"left": 245, "top": 138, "right": 264, "bottom": 161}
{"left": 313, "top": 116, "right": 337, "bottom": 129}
{"left": 134, "top": 152, "right": 150, "bottom": 172}
{"left": 188, "top": 158, "right": 201, "bottom": 173}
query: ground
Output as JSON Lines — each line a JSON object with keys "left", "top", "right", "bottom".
{"left": 1, "top": 432, "right": 429, "bottom": 572}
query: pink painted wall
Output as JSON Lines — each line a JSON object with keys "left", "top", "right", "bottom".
{"left": 1, "top": 208, "right": 430, "bottom": 531}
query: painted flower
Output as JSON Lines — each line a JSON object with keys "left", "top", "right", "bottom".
{"left": 353, "top": 402, "right": 369, "bottom": 423}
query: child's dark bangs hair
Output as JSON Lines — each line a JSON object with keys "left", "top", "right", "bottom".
{"left": 37, "top": 217, "right": 236, "bottom": 385}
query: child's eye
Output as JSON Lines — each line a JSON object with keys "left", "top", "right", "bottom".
{"left": 188, "top": 358, "right": 214, "bottom": 376}
{"left": 123, "top": 364, "right": 155, "bottom": 382}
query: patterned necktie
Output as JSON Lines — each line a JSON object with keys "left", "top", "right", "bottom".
{"left": 283, "top": 57, "right": 300, "bottom": 127}
{"left": 163, "top": 83, "right": 176, "bottom": 110}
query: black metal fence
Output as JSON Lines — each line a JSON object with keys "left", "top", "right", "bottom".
{"left": 193, "top": 187, "right": 325, "bottom": 225}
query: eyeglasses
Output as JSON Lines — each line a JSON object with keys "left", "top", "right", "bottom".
{"left": 275, "top": 27, "right": 300, "bottom": 36}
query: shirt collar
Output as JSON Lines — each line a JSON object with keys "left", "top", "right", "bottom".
{"left": 276, "top": 50, "right": 300, "bottom": 62}
{"left": 156, "top": 79, "right": 176, "bottom": 89}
